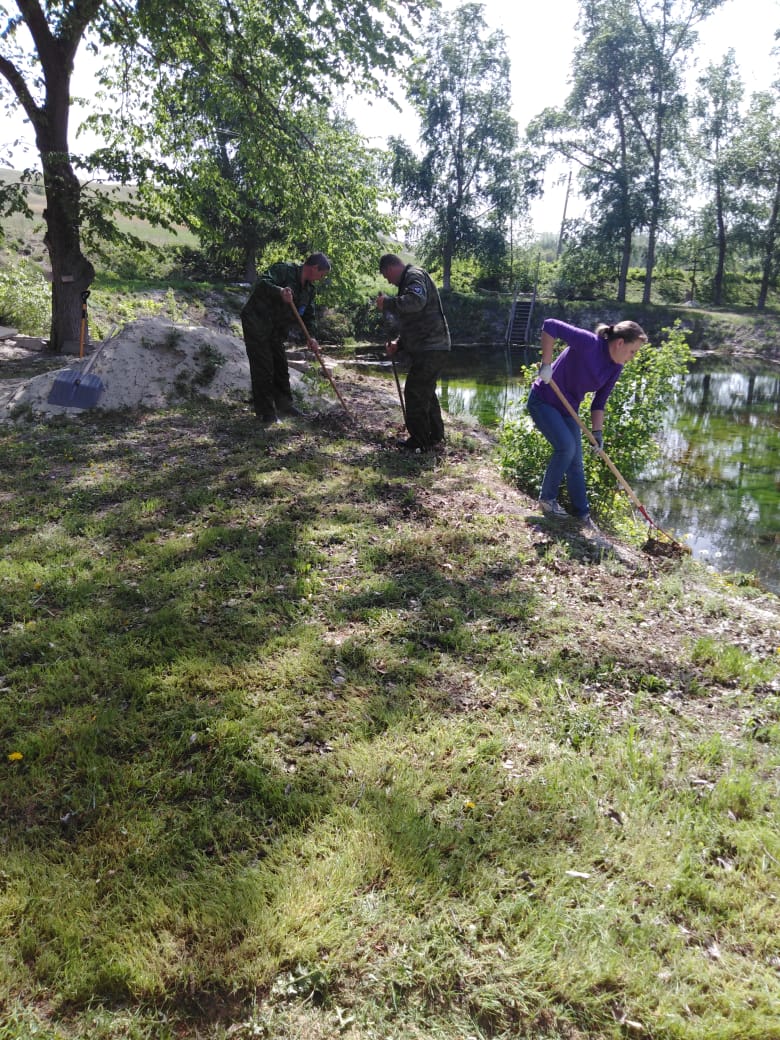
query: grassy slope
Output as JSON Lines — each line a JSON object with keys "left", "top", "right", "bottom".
{"left": 0, "top": 369, "right": 778, "bottom": 1040}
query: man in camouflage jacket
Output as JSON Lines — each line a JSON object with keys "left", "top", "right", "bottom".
{"left": 375, "top": 253, "right": 451, "bottom": 450}
{"left": 241, "top": 252, "right": 331, "bottom": 422}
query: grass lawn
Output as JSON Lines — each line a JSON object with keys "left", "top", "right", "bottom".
{"left": 0, "top": 371, "right": 779, "bottom": 1040}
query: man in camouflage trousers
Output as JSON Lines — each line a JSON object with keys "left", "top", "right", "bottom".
{"left": 375, "top": 253, "right": 451, "bottom": 451}
{"left": 241, "top": 252, "right": 331, "bottom": 423}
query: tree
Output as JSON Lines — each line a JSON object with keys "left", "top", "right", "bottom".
{"left": 0, "top": 0, "right": 430, "bottom": 348}
{"left": 0, "top": 0, "right": 102, "bottom": 351}
{"left": 176, "top": 110, "right": 394, "bottom": 292}
{"left": 529, "top": 0, "right": 726, "bottom": 304}
{"left": 731, "top": 89, "right": 780, "bottom": 310}
{"left": 527, "top": 13, "right": 651, "bottom": 303}
{"left": 387, "top": 2, "right": 534, "bottom": 291}
{"left": 690, "top": 52, "right": 744, "bottom": 305}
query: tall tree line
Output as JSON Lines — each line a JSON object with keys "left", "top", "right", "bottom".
{"left": 526, "top": 0, "right": 780, "bottom": 307}
{"left": 1, "top": 0, "right": 779, "bottom": 343}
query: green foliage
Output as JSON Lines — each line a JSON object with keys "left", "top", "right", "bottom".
{"left": 0, "top": 259, "right": 50, "bottom": 336}
{"left": 498, "top": 321, "right": 693, "bottom": 525}
{"left": 388, "top": 2, "right": 532, "bottom": 287}
{"left": 553, "top": 227, "right": 620, "bottom": 300}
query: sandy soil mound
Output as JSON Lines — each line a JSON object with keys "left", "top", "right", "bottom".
{"left": 0, "top": 318, "right": 313, "bottom": 422}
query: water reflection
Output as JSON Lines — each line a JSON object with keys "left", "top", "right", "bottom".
{"left": 353, "top": 348, "right": 779, "bottom": 594}
{"left": 633, "top": 359, "right": 779, "bottom": 595}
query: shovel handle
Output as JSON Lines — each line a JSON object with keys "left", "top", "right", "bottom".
{"left": 78, "top": 289, "right": 90, "bottom": 359}
{"left": 287, "top": 300, "right": 353, "bottom": 420}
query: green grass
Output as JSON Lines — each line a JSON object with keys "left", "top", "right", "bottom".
{"left": 0, "top": 392, "right": 779, "bottom": 1040}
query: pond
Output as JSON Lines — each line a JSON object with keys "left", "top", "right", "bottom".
{"left": 354, "top": 346, "right": 780, "bottom": 595}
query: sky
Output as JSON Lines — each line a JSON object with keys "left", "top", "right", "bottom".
{"left": 2, "top": 0, "right": 778, "bottom": 234}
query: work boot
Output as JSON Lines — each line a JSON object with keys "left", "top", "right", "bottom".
{"left": 538, "top": 498, "right": 568, "bottom": 518}
{"left": 257, "top": 412, "right": 279, "bottom": 424}
{"left": 277, "top": 399, "right": 308, "bottom": 418}
{"left": 576, "top": 514, "right": 599, "bottom": 532}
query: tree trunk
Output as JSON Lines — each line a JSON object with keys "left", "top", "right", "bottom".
{"left": 441, "top": 198, "right": 457, "bottom": 292}
{"left": 442, "top": 228, "right": 454, "bottom": 292}
{"left": 643, "top": 146, "right": 662, "bottom": 304}
{"left": 642, "top": 221, "right": 656, "bottom": 305}
{"left": 243, "top": 249, "right": 258, "bottom": 284}
{"left": 26, "top": 38, "right": 94, "bottom": 352}
{"left": 617, "top": 225, "right": 632, "bottom": 303}
{"left": 757, "top": 173, "right": 780, "bottom": 312}
{"left": 42, "top": 151, "right": 95, "bottom": 352}
{"left": 713, "top": 172, "right": 726, "bottom": 307}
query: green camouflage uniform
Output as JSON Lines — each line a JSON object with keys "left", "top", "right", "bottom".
{"left": 241, "top": 262, "right": 318, "bottom": 418}
{"left": 382, "top": 265, "right": 451, "bottom": 447}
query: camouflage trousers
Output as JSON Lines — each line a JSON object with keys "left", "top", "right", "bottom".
{"left": 403, "top": 351, "right": 447, "bottom": 447}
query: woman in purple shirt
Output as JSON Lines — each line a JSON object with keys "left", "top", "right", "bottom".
{"left": 527, "top": 318, "right": 647, "bottom": 526}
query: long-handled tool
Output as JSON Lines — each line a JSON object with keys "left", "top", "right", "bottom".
{"left": 388, "top": 346, "right": 406, "bottom": 423}
{"left": 548, "top": 376, "right": 691, "bottom": 554}
{"left": 47, "top": 291, "right": 106, "bottom": 408}
{"left": 288, "top": 300, "right": 353, "bottom": 420}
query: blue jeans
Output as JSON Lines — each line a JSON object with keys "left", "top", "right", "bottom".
{"left": 527, "top": 390, "right": 589, "bottom": 517}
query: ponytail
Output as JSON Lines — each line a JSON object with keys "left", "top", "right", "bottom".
{"left": 595, "top": 320, "right": 647, "bottom": 345}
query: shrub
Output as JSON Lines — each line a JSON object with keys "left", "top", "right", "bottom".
{"left": 0, "top": 258, "right": 50, "bottom": 336}
{"left": 497, "top": 321, "right": 693, "bottom": 527}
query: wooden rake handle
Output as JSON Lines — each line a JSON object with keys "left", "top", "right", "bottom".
{"left": 288, "top": 300, "right": 353, "bottom": 421}
{"left": 389, "top": 348, "right": 406, "bottom": 422}
{"left": 547, "top": 377, "right": 688, "bottom": 551}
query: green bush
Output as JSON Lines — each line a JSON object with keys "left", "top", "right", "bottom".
{"left": 0, "top": 258, "right": 50, "bottom": 335}
{"left": 497, "top": 321, "right": 692, "bottom": 527}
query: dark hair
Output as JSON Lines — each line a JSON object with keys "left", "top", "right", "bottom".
{"left": 379, "top": 253, "right": 403, "bottom": 273}
{"left": 305, "top": 252, "right": 331, "bottom": 271}
{"left": 595, "top": 320, "right": 647, "bottom": 345}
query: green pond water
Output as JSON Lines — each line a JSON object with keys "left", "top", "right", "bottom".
{"left": 356, "top": 348, "right": 779, "bottom": 595}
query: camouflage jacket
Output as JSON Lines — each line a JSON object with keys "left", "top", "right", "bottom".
{"left": 242, "top": 262, "right": 318, "bottom": 333}
{"left": 382, "top": 265, "right": 450, "bottom": 354}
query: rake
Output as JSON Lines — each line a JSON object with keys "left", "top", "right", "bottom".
{"left": 388, "top": 347, "right": 407, "bottom": 423}
{"left": 288, "top": 300, "right": 353, "bottom": 420}
{"left": 548, "top": 377, "right": 691, "bottom": 555}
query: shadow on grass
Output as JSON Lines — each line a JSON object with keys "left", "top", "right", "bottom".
{"left": 0, "top": 401, "right": 548, "bottom": 1008}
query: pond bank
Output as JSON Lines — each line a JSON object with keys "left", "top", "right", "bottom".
{"left": 433, "top": 293, "right": 780, "bottom": 363}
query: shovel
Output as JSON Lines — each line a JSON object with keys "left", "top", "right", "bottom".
{"left": 48, "top": 291, "right": 105, "bottom": 408}
{"left": 287, "top": 300, "right": 353, "bottom": 421}
{"left": 548, "top": 376, "right": 691, "bottom": 554}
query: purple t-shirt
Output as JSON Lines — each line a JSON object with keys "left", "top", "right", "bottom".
{"left": 532, "top": 318, "right": 623, "bottom": 415}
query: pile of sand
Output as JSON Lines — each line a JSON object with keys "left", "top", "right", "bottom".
{"left": 0, "top": 318, "right": 319, "bottom": 423}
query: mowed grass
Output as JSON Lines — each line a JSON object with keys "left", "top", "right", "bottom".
{"left": 0, "top": 397, "right": 779, "bottom": 1040}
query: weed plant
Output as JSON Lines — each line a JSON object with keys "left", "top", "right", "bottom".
{"left": 498, "top": 322, "right": 693, "bottom": 527}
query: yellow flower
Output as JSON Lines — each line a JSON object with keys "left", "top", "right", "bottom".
{"left": 8, "top": 751, "right": 23, "bottom": 762}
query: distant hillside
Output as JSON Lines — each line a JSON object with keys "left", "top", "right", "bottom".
{"left": 0, "top": 168, "right": 198, "bottom": 262}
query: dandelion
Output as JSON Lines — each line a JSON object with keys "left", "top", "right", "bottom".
{"left": 8, "top": 751, "right": 23, "bottom": 762}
